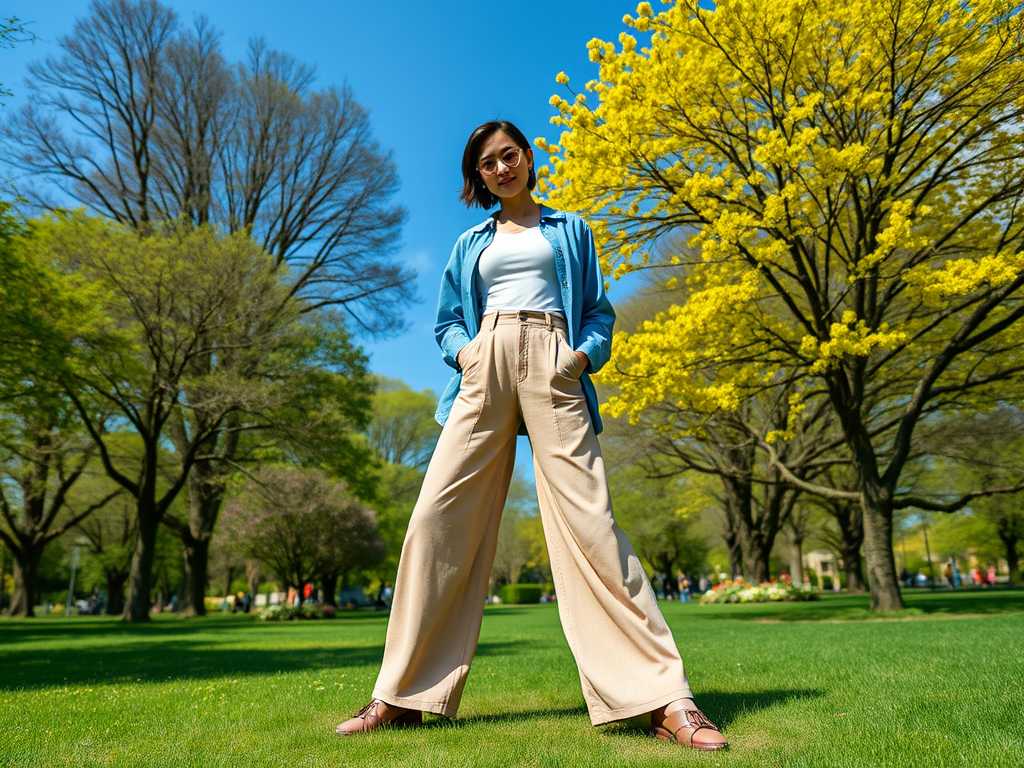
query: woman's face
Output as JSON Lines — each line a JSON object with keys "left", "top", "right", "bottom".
{"left": 477, "top": 130, "right": 533, "bottom": 202}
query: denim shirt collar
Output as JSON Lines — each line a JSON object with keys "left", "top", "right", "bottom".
{"left": 469, "top": 202, "right": 566, "bottom": 233}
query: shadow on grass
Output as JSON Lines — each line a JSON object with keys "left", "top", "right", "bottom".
{"left": 0, "top": 615, "right": 527, "bottom": 692}
{"left": 595, "top": 689, "right": 823, "bottom": 734}
{"left": 0, "top": 614, "right": 269, "bottom": 643}
{"left": 699, "top": 688, "right": 824, "bottom": 729}
{"left": 417, "top": 688, "right": 822, "bottom": 734}
{"left": 418, "top": 704, "right": 592, "bottom": 730}
{"left": 688, "top": 588, "right": 1024, "bottom": 622}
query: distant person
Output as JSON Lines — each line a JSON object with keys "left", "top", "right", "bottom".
{"left": 680, "top": 575, "right": 692, "bottom": 604}
{"left": 374, "top": 582, "right": 393, "bottom": 609}
{"left": 942, "top": 562, "right": 953, "bottom": 587}
{"left": 986, "top": 564, "right": 997, "bottom": 588}
{"left": 334, "top": 120, "right": 727, "bottom": 751}
{"left": 951, "top": 563, "right": 962, "bottom": 588}
{"left": 900, "top": 567, "right": 912, "bottom": 587}
{"left": 662, "top": 573, "right": 677, "bottom": 601}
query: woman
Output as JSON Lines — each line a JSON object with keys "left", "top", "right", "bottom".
{"left": 335, "top": 120, "right": 727, "bottom": 752}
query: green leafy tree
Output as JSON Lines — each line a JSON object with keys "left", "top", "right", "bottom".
{"left": 2, "top": 0, "right": 414, "bottom": 616}
{"left": 70, "top": 431, "right": 183, "bottom": 614}
{"left": 162, "top": 311, "right": 375, "bottom": 616}
{"left": 75, "top": 494, "right": 135, "bottom": 615}
{"left": 0, "top": 205, "right": 115, "bottom": 617}
{"left": 29, "top": 213, "right": 301, "bottom": 621}
{"left": 907, "top": 407, "right": 1024, "bottom": 585}
{"left": 362, "top": 378, "right": 439, "bottom": 586}
{"left": 492, "top": 470, "right": 541, "bottom": 589}
{"left": 607, "top": 462, "right": 710, "bottom": 581}
{"left": 0, "top": 395, "right": 120, "bottom": 617}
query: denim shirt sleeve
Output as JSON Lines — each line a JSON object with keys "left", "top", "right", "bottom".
{"left": 573, "top": 217, "right": 616, "bottom": 375}
{"left": 435, "top": 237, "right": 473, "bottom": 370}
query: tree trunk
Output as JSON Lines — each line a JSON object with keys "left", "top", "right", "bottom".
{"left": 320, "top": 572, "right": 338, "bottom": 607}
{"left": 860, "top": 486, "right": 904, "bottom": 611}
{"left": 721, "top": 473, "right": 752, "bottom": 580}
{"left": 724, "top": 526, "right": 744, "bottom": 580}
{"left": 742, "top": 543, "right": 770, "bottom": 584}
{"left": 175, "top": 454, "right": 229, "bottom": 617}
{"left": 246, "top": 560, "right": 262, "bottom": 608}
{"left": 789, "top": 532, "right": 804, "bottom": 585}
{"left": 222, "top": 565, "right": 237, "bottom": 600}
{"left": 720, "top": 444, "right": 791, "bottom": 584}
{"left": 833, "top": 500, "right": 866, "bottom": 593}
{"left": 733, "top": 503, "right": 774, "bottom": 584}
{"left": 123, "top": 501, "right": 159, "bottom": 622}
{"left": 105, "top": 569, "right": 126, "bottom": 616}
{"left": 10, "top": 548, "right": 41, "bottom": 618}
{"left": 178, "top": 532, "right": 210, "bottom": 617}
{"left": 1000, "top": 533, "right": 1020, "bottom": 587}
{"left": 0, "top": 548, "right": 8, "bottom": 614}
{"left": 841, "top": 546, "right": 867, "bottom": 593}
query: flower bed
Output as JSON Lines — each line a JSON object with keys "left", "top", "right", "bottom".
{"left": 257, "top": 602, "right": 337, "bottom": 621}
{"left": 699, "top": 578, "right": 819, "bottom": 604}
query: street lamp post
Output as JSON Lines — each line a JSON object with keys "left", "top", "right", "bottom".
{"left": 922, "top": 523, "right": 937, "bottom": 590}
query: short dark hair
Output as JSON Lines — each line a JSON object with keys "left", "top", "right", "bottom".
{"left": 460, "top": 120, "right": 536, "bottom": 209}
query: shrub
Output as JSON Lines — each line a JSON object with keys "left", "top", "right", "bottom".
{"left": 700, "top": 578, "right": 819, "bottom": 605}
{"left": 257, "top": 602, "right": 333, "bottom": 621}
{"left": 204, "top": 596, "right": 230, "bottom": 612}
{"left": 499, "top": 583, "right": 543, "bottom": 604}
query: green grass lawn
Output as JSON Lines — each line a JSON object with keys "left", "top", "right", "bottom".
{"left": 1, "top": 590, "right": 1022, "bottom": 767}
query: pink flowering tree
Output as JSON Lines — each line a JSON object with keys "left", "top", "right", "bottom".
{"left": 219, "top": 466, "right": 385, "bottom": 603}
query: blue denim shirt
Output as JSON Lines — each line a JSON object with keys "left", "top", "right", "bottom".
{"left": 434, "top": 205, "right": 615, "bottom": 435}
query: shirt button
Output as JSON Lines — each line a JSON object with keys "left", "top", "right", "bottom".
{"left": 561, "top": 281, "right": 568, "bottom": 287}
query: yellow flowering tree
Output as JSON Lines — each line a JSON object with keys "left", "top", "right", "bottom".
{"left": 543, "top": 0, "right": 1024, "bottom": 610}
{"left": 601, "top": 273, "right": 849, "bottom": 584}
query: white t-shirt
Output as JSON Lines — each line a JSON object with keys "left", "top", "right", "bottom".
{"left": 476, "top": 226, "right": 565, "bottom": 315}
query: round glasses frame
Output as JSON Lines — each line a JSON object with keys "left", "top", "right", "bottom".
{"left": 478, "top": 147, "right": 523, "bottom": 177}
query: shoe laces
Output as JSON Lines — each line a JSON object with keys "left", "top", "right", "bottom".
{"left": 354, "top": 700, "right": 379, "bottom": 720}
{"left": 682, "top": 709, "right": 719, "bottom": 732}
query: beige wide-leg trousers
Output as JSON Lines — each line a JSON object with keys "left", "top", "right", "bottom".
{"left": 372, "top": 311, "right": 693, "bottom": 725}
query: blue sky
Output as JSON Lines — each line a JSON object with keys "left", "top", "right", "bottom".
{"left": 2, "top": 0, "right": 648, "bottom": 472}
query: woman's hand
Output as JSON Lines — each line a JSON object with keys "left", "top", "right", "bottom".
{"left": 573, "top": 350, "right": 590, "bottom": 374}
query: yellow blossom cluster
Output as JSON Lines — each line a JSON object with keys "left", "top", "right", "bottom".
{"left": 904, "top": 249, "right": 1024, "bottom": 306}
{"left": 799, "top": 312, "right": 910, "bottom": 375}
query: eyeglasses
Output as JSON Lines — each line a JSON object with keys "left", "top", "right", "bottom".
{"left": 478, "top": 147, "right": 523, "bottom": 177}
